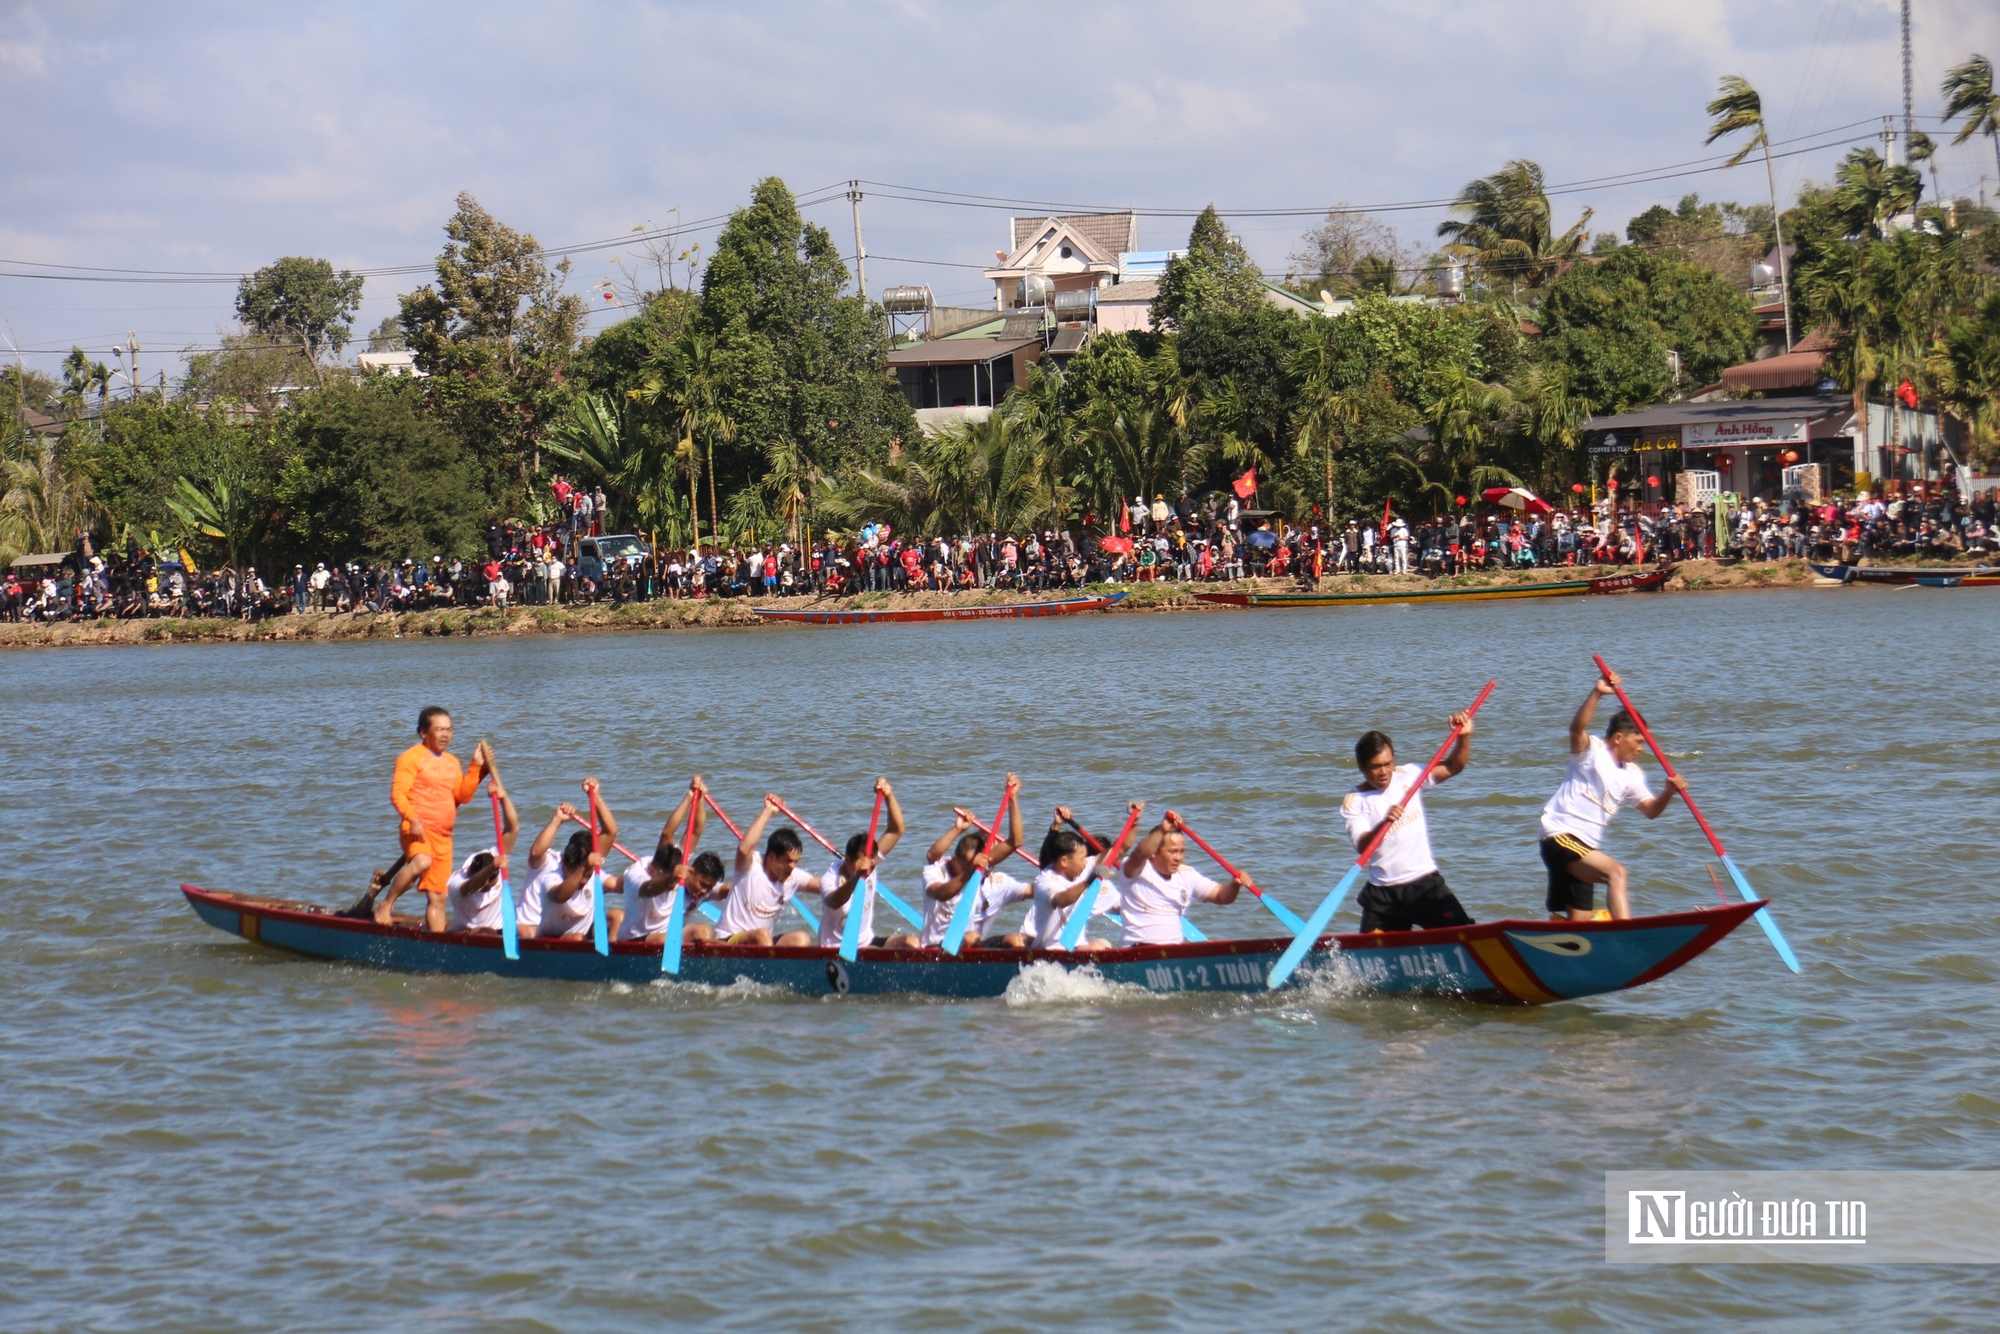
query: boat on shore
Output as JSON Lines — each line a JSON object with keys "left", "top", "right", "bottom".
{"left": 180, "top": 884, "right": 1760, "bottom": 1005}
{"left": 1810, "top": 562, "right": 1999, "bottom": 587}
{"left": 1193, "top": 565, "right": 1674, "bottom": 609}
{"left": 751, "top": 590, "right": 1126, "bottom": 624}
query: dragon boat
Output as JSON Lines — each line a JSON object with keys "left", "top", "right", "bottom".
{"left": 1809, "top": 562, "right": 1999, "bottom": 587}
{"left": 181, "top": 885, "right": 1762, "bottom": 1006}
{"left": 751, "top": 591, "right": 1126, "bottom": 624}
{"left": 1194, "top": 566, "right": 1673, "bottom": 609}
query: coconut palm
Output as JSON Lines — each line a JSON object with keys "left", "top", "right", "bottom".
{"left": 629, "top": 330, "right": 736, "bottom": 548}
{"left": 1705, "top": 75, "right": 1795, "bottom": 350}
{"left": 1, "top": 433, "right": 96, "bottom": 564}
{"left": 1941, "top": 55, "right": 2000, "bottom": 183}
{"left": 1435, "top": 160, "right": 1592, "bottom": 297}
{"left": 1830, "top": 148, "right": 1925, "bottom": 239}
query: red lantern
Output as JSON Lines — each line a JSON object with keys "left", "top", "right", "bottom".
{"left": 1607, "top": 477, "right": 1619, "bottom": 490}
{"left": 1779, "top": 449, "right": 1800, "bottom": 466}
{"left": 1455, "top": 495, "right": 1467, "bottom": 507}
{"left": 1571, "top": 483, "right": 1585, "bottom": 494}
{"left": 1646, "top": 476, "right": 1660, "bottom": 488}
{"left": 1718, "top": 454, "right": 1733, "bottom": 471}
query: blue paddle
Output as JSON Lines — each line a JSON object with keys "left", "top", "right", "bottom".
{"left": 1269, "top": 681, "right": 1495, "bottom": 990}
{"left": 1591, "top": 656, "right": 1800, "bottom": 973}
{"left": 875, "top": 882, "right": 921, "bottom": 928}
{"left": 490, "top": 787, "right": 518, "bottom": 961}
{"left": 944, "top": 785, "right": 1014, "bottom": 956}
{"left": 585, "top": 784, "right": 609, "bottom": 956}
{"left": 1056, "top": 807, "right": 1143, "bottom": 950}
{"left": 661, "top": 883, "right": 684, "bottom": 974}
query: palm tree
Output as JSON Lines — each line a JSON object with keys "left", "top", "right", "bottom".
{"left": 1510, "top": 362, "right": 1595, "bottom": 496}
{"left": 1942, "top": 55, "right": 2000, "bottom": 184}
{"left": 1830, "top": 148, "right": 1924, "bottom": 238}
{"left": 1436, "top": 160, "right": 1592, "bottom": 297}
{"left": 1706, "top": 76, "right": 1794, "bottom": 352}
{"left": 1905, "top": 130, "right": 1944, "bottom": 213}
{"left": 629, "top": 330, "right": 735, "bottom": 550}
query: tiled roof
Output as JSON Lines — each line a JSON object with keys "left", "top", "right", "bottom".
{"left": 1010, "top": 212, "right": 1137, "bottom": 259}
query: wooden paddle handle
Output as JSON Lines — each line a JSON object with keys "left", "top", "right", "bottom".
{"left": 1591, "top": 655, "right": 1725, "bottom": 857}
{"left": 772, "top": 797, "right": 840, "bottom": 856}
{"left": 702, "top": 792, "right": 744, "bottom": 839}
{"left": 1165, "top": 815, "right": 1254, "bottom": 888}
{"left": 1351, "top": 680, "right": 1495, "bottom": 870}
{"left": 865, "top": 790, "right": 885, "bottom": 859}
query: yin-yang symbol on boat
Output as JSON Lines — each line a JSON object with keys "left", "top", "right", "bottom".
{"left": 826, "top": 960, "right": 851, "bottom": 994}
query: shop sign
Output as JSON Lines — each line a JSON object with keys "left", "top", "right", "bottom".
{"left": 1682, "top": 418, "right": 1808, "bottom": 447}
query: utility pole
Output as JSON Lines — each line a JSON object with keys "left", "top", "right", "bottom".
{"left": 848, "top": 181, "right": 867, "bottom": 303}
{"left": 1901, "top": 0, "right": 1913, "bottom": 146}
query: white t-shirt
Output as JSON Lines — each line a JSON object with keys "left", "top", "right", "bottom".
{"left": 1117, "top": 862, "right": 1224, "bottom": 947}
{"left": 539, "top": 859, "right": 598, "bottom": 939}
{"left": 514, "top": 847, "right": 562, "bottom": 932}
{"left": 919, "top": 858, "right": 962, "bottom": 948}
{"left": 815, "top": 859, "right": 876, "bottom": 950}
{"left": 717, "top": 858, "right": 813, "bottom": 938}
{"left": 1341, "top": 764, "right": 1442, "bottom": 887}
{"left": 446, "top": 844, "right": 505, "bottom": 932}
{"left": 1540, "top": 736, "right": 1654, "bottom": 847}
{"left": 968, "top": 871, "right": 1032, "bottom": 940}
{"left": 616, "top": 855, "right": 682, "bottom": 941}
{"left": 1029, "top": 861, "right": 1121, "bottom": 948}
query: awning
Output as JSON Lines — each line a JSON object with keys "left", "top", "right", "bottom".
{"left": 887, "top": 337, "right": 1040, "bottom": 367}
{"left": 1720, "top": 351, "right": 1827, "bottom": 392}
{"left": 8, "top": 552, "right": 69, "bottom": 570}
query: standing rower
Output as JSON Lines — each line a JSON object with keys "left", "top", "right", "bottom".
{"left": 614, "top": 777, "right": 710, "bottom": 944}
{"left": 377, "top": 707, "right": 488, "bottom": 931}
{"left": 1539, "top": 668, "right": 1686, "bottom": 920}
{"left": 1116, "top": 811, "right": 1242, "bottom": 945}
{"left": 817, "top": 779, "right": 907, "bottom": 951}
{"left": 718, "top": 795, "right": 818, "bottom": 947}
{"left": 1342, "top": 717, "right": 1476, "bottom": 932}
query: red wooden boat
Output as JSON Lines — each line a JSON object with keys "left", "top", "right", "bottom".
{"left": 752, "top": 591, "right": 1126, "bottom": 625}
{"left": 1194, "top": 565, "right": 1673, "bottom": 608}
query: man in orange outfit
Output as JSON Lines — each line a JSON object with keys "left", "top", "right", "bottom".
{"left": 376, "top": 706, "right": 489, "bottom": 932}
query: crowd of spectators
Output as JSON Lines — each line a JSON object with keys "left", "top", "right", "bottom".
{"left": 7, "top": 481, "right": 1994, "bottom": 624}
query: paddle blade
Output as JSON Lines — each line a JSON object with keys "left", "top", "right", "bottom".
{"left": 1721, "top": 854, "right": 1801, "bottom": 973}
{"left": 1179, "top": 918, "right": 1208, "bottom": 943}
{"left": 792, "top": 895, "right": 820, "bottom": 933}
{"left": 942, "top": 871, "right": 981, "bottom": 955}
{"left": 697, "top": 902, "right": 721, "bottom": 923}
{"left": 662, "top": 886, "right": 685, "bottom": 975}
{"left": 1253, "top": 889, "right": 1308, "bottom": 935}
{"left": 1267, "top": 862, "right": 1364, "bottom": 989}
{"left": 590, "top": 873, "right": 609, "bottom": 956}
{"left": 875, "top": 882, "right": 923, "bottom": 929}
{"left": 498, "top": 873, "right": 519, "bottom": 961}
{"left": 839, "top": 875, "right": 866, "bottom": 962}
{"left": 1058, "top": 879, "right": 1103, "bottom": 951}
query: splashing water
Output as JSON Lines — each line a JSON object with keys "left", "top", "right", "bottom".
{"left": 1003, "top": 959, "right": 1157, "bottom": 1007}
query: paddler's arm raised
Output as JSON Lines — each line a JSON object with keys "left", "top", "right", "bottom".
{"left": 737, "top": 794, "right": 780, "bottom": 875}
{"left": 873, "top": 779, "right": 906, "bottom": 858}
{"left": 491, "top": 774, "right": 519, "bottom": 854}
{"left": 655, "top": 778, "right": 701, "bottom": 864}
{"left": 583, "top": 777, "right": 617, "bottom": 846}
{"left": 986, "top": 774, "right": 1024, "bottom": 862}
{"left": 926, "top": 809, "right": 974, "bottom": 864}
{"left": 1570, "top": 671, "right": 1617, "bottom": 754}
{"left": 530, "top": 802, "right": 581, "bottom": 864}
{"left": 453, "top": 739, "right": 490, "bottom": 804}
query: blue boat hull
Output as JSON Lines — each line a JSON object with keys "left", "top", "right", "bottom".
{"left": 183, "top": 886, "right": 1763, "bottom": 1005}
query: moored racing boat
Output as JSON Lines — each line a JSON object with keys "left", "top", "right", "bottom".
{"left": 751, "top": 591, "right": 1126, "bottom": 624}
{"left": 181, "top": 884, "right": 1761, "bottom": 1006}
{"left": 1194, "top": 565, "right": 1673, "bottom": 608}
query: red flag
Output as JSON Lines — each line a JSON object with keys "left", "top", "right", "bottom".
{"left": 1896, "top": 380, "right": 1919, "bottom": 409}
{"left": 1231, "top": 468, "right": 1257, "bottom": 500}
{"left": 1381, "top": 495, "right": 1392, "bottom": 539}
{"left": 1118, "top": 497, "right": 1131, "bottom": 534}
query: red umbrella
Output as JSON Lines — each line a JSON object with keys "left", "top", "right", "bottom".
{"left": 1483, "top": 486, "right": 1554, "bottom": 515}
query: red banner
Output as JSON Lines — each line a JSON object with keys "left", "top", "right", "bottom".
{"left": 1232, "top": 468, "right": 1257, "bottom": 500}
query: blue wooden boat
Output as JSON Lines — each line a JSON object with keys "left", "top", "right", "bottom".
{"left": 1811, "top": 562, "right": 1997, "bottom": 586}
{"left": 751, "top": 591, "right": 1125, "bottom": 625}
{"left": 181, "top": 885, "right": 1763, "bottom": 1005}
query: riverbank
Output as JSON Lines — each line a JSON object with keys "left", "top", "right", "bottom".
{"left": 0, "top": 558, "right": 1839, "bottom": 649}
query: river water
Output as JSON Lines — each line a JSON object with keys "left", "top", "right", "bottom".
{"left": 4, "top": 587, "right": 1996, "bottom": 1331}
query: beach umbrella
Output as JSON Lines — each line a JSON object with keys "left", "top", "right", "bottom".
{"left": 1481, "top": 485, "right": 1554, "bottom": 515}
{"left": 1246, "top": 529, "right": 1279, "bottom": 549}
{"left": 1098, "top": 536, "right": 1134, "bottom": 555}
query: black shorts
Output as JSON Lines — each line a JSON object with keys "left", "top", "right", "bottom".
{"left": 1356, "top": 871, "right": 1473, "bottom": 933}
{"left": 1540, "top": 834, "right": 1597, "bottom": 913}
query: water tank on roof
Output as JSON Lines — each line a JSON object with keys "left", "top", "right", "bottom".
{"left": 1051, "top": 288, "right": 1093, "bottom": 321}
{"left": 882, "top": 285, "right": 932, "bottom": 313}
{"left": 1750, "top": 262, "right": 1776, "bottom": 287}
{"left": 1437, "top": 264, "right": 1465, "bottom": 300}
{"left": 1018, "top": 274, "right": 1053, "bottom": 308}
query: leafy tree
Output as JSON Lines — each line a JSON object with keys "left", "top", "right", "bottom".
{"left": 1286, "top": 206, "right": 1410, "bottom": 298}
{"left": 61, "top": 348, "right": 112, "bottom": 416}
{"left": 1942, "top": 55, "right": 2000, "bottom": 183}
{"left": 164, "top": 474, "right": 263, "bottom": 571}
{"left": 1929, "top": 291, "right": 2000, "bottom": 464}
{"left": 276, "top": 378, "right": 484, "bottom": 562}
{"left": 1829, "top": 148, "right": 1924, "bottom": 239}
{"left": 1537, "top": 247, "right": 1755, "bottom": 411}
{"left": 235, "top": 256, "right": 364, "bottom": 386}
{"left": 1153, "top": 205, "right": 1266, "bottom": 330}
{"left": 1623, "top": 193, "right": 1769, "bottom": 286}
{"left": 1705, "top": 76, "right": 1794, "bottom": 346}
{"left": 1436, "top": 160, "right": 1592, "bottom": 296}
{"left": 88, "top": 397, "right": 278, "bottom": 544}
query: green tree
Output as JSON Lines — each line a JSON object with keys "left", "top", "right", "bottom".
{"left": 1537, "top": 247, "right": 1755, "bottom": 412}
{"left": 1436, "top": 160, "right": 1592, "bottom": 296}
{"left": 1153, "top": 205, "right": 1267, "bottom": 330}
{"left": 1704, "top": 76, "right": 1794, "bottom": 348}
{"left": 276, "top": 378, "right": 485, "bottom": 562}
{"left": 235, "top": 256, "right": 364, "bottom": 387}
{"left": 1941, "top": 55, "right": 2000, "bottom": 184}
{"left": 61, "top": 347, "right": 112, "bottom": 417}
{"left": 88, "top": 397, "right": 279, "bottom": 544}
{"left": 1829, "top": 148, "right": 1924, "bottom": 239}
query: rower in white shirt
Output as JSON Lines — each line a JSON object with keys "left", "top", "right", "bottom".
{"left": 1341, "top": 715, "right": 1475, "bottom": 933}
{"left": 443, "top": 771, "right": 519, "bottom": 934}
{"left": 816, "top": 779, "right": 906, "bottom": 951}
{"left": 514, "top": 787, "right": 611, "bottom": 940}
{"left": 1539, "top": 668, "right": 1685, "bottom": 920}
{"left": 718, "top": 794, "right": 818, "bottom": 947}
{"left": 1028, "top": 802, "right": 1144, "bottom": 951}
{"left": 613, "top": 776, "right": 711, "bottom": 943}
{"left": 915, "top": 775, "right": 1023, "bottom": 950}
{"left": 1116, "top": 812, "right": 1243, "bottom": 947}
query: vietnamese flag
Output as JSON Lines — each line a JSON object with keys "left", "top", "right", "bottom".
{"left": 1232, "top": 468, "right": 1257, "bottom": 500}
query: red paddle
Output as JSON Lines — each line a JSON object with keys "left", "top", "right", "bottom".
{"left": 770, "top": 796, "right": 840, "bottom": 856}
{"left": 1165, "top": 812, "right": 1304, "bottom": 931}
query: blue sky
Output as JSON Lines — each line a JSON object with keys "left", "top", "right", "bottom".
{"left": 3, "top": 0, "right": 1997, "bottom": 382}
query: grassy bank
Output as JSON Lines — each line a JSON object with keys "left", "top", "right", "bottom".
{"left": 0, "top": 559, "right": 1834, "bottom": 650}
